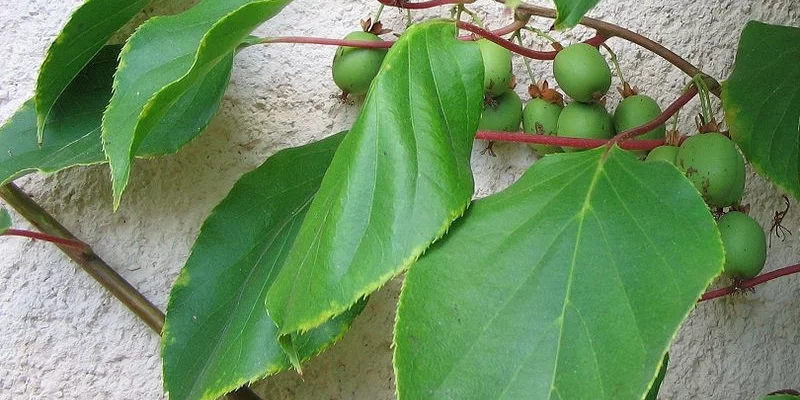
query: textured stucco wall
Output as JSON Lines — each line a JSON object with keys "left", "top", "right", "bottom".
{"left": 0, "top": 0, "right": 798, "bottom": 399}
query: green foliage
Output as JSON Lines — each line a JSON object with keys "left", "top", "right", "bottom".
{"left": 0, "top": 45, "right": 233, "bottom": 187}
{"left": 553, "top": 0, "right": 602, "bottom": 29}
{"left": 394, "top": 148, "right": 723, "bottom": 400}
{"left": 266, "top": 21, "right": 484, "bottom": 340}
{"left": 102, "top": 0, "right": 290, "bottom": 209}
{"left": 0, "top": 208, "right": 10, "bottom": 234}
{"left": 724, "top": 21, "right": 800, "bottom": 200}
{"left": 35, "top": 0, "right": 149, "bottom": 142}
{"left": 162, "top": 132, "right": 364, "bottom": 400}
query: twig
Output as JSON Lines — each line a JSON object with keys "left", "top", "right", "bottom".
{"left": 456, "top": 20, "right": 607, "bottom": 60}
{"left": 699, "top": 264, "right": 800, "bottom": 302}
{"left": 378, "top": 0, "right": 475, "bottom": 9}
{"left": 502, "top": 1, "right": 722, "bottom": 96}
{"left": 0, "top": 183, "right": 262, "bottom": 400}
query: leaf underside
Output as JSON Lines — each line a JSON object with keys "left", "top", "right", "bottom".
{"left": 553, "top": 0, "right": 601, "bottom": 29}
{"left": 102, "top": 0, "right": 291, "bottom": 208}
{"left": 35, "top": 0, "right": 149, "bottom": 141}
{"left": 394, "top": 148, "right": 723, "bottom": 400}
{"left": 0, "top": 45, "right": 233, "bottom": 187}
{"left": 265, "top": 21, "right": 485, "bottom": 341}
{"left": 162, "top": 132, "right": 365, "bottom": 400}
{"left": 723, "top": 21, "right": 800, "bottom": 200}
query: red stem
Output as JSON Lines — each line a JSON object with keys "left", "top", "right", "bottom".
{"left": 378, "top": 0, "right": 475, "bottom": 9}
{"left": 261, "top": 37, "right": 394, "bottom": 48}
{"left": 699, "top": 264, "right": 800, "bottom": 302}
{"left": 476, "top": 131, "right": 668, "bottom": 150}
{"left": 2, "top": 228, "right": 88, "bottom": 251}
{"left": 610, "top": 86, "right": 699, "bottom": 146}
{"left": 456, "top": 20, "right": 607, "bottom": 60}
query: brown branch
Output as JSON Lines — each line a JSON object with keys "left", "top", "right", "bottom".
{"left": 699, "top": 264, "right": 800, "bottom": 302}
{"left": 0, "top": 183, "right": 262, "bottom": 400}
{"left": 502, "top": 1, "right": 721, "bottom": 96}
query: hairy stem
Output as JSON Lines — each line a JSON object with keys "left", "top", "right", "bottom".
{"left": 476, "top": 131, "right": 669, "bottom": 150}
{"left": 378, "top": 0, "right": 475, "bottom": 9}
{"left": 0, "top": 184, "right": 262, "bottom": 400}
{"left": 2, "top": 228, "right": 88, "bottom": 251}
{"left": 611, "top": 86, "right": 698, "bottom": 145}
{"left": 502, "top": 1, "right": 722, "bottom": 96}
{"left": 457, "top": 20, "right": 607, "bottom": 60}
{"left": 699, "top": 264, "right": 800, "bottom": 302}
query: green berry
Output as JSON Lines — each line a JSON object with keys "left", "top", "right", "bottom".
{"left": 717, "top": 211, "right": 767, "bottom": 280}
{"left": 553, "top": 43, "right": 612, "bottom": 102}
{"left": 645, "top": 146, "right": 679, "bottom": 165}
{"left": 332, "top": 31, "right": 387, "bottom": 95}
{"left": 557, "top": 102, "right": 615, "bottom": 152}
{"left": 477, "top": 39, "right": 513, "bottom": 97}
{"left": 478, "top": 91, "right": 523, "bottom": 132}
{"left": 614, "top": 95, "right": 666, "bottom": 139}
{"left": 676, "top": 133, "right": 746, "bottom": 207}
{"left": 523, "top": 98, "right": 563, "bottom": 155}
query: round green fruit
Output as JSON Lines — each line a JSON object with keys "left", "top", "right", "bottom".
{"left": 676, "top": 133, "right": 745, "bottom": 207}
{"left": 644, "top": 146, "right": 679, "bottom": 165}
{"left": 477, "top": 39, "right": 513, "bottom": 97}
{"left": 331, "top": 31, "right": 387, "bottom": 95}
{"left": 523, "top": 98, "right": 563, "bottom": 155}
{"left": 614, "top": 95, "right": 666, "bottom": 139}
{"left": 557, "top": 102, "right": 615, "bottom": 152}
{"left": 478, "top": 91, "right": 523, "bottom": 132}
{"left": 553, "top": 43, "right": 612, "bottom": 102}
{"left": 717, "top": 211, "right": 767, "bottom": 280}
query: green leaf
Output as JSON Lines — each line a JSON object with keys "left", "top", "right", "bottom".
{"left": 162, "top": 132, "right": 365, "bottom": 400}
{"left": 102, "top": 0, "right": 290, "bottom": 209}
{"left": 266, "top": 21, "right": 484, "bottom": 337}
{"left": 723, "top": 21, "right": 800, "bottom": 200}
{"left": 553, "top": 0, "right": 601, "bottom": 29}
{"left": 0, "top": 208, "right": 11, "bottom": 234}
{"left": 645, "top": 353, "right": 668, "bottom": 400}
{"left": 35, "top": 0, "right": 149, "bottom": 142}
{"left": 394, "top": 148, "right": 723, "bottom": 400}
{"left": 0, "top": 45, "right": 233, "bottom": 187}
{"left": 763, "top": 395, "right": 800, "bottom": 400}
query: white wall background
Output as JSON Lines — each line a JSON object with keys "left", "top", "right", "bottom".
{"left": 0, "top": 0, "right": 798, "bottom": 399}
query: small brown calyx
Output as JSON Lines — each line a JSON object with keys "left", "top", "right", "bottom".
{"left": 616, "top": 82, "right": 639, "bottom": 98}
{"left": 730, "top": 203, "right": 751, "bottom": 214}
{"left": 528, "top": 80, "right": 564, "bottom": 106}
{"left": 665, "top": 129, "right": 683, "bottom": 147}
{"left": 695, "top": 114, "right": 723, "bottom": 134}
{"left": 360, "top": 18, "right": 392, "bottom": 35}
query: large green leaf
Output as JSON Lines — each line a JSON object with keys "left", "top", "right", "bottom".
{"left": 266, "top": 21, "right": 484, "bottom": 340}
{"left": 0, "top": 208, "right": 10, "bottom": 235}
{"left": 35, "top": 0, "right": 149, "bottom": 142}
{"left": 724, "top": 21, "right": 800, "bottom": 200}
{"left": 394, "top": 148, "right": 723, "bottom": 400}
{"left": 0, "top": 46, "right": 233, "bottom": 187}
{"left": 162, "top": 132, "right": 364, "bottom": 400}
{"left": 553, "top": 0, "right": 601, "bottom": 29}
{"left": 102, "top": 0, "right": 290, "bottom": 208}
